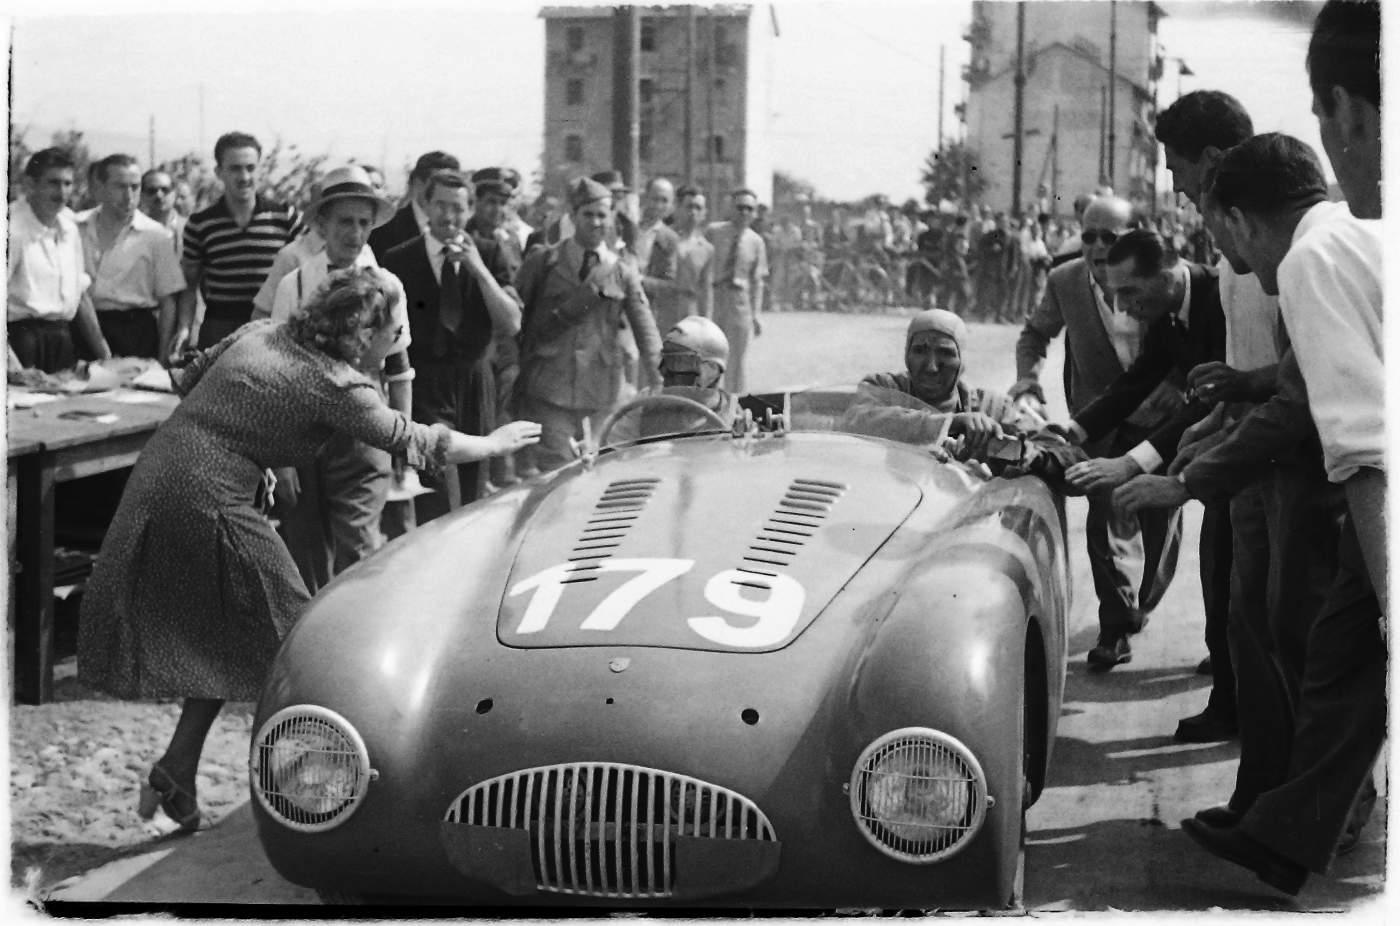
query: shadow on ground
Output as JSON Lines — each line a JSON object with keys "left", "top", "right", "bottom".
{"left": 1026, "top": 812, "right": 1387, "bottom": 913}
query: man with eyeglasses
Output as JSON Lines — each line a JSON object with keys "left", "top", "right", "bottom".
{"left": 140, "top": 169, "right": 185, "bottom": 255}
{"left": 704, "top": 189, "right": 767, "bottom": 394}
{"left": 1011, "top": 195, "right": 1185, "bottom": 675}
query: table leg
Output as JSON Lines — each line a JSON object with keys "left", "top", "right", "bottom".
{"left": 15, "top": 451, "right": 55, "bottom": 705}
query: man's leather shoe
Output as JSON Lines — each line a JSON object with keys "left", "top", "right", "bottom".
{"left": 1181, "top": 818, "right": 1307, "bottom": 895}
{"left": 1194, "top": 804, "right": 1243, "bottom": 828}
{"left": 1196, "top": 655, "right": 1212, "bottom": 675}
{"left": 1173, "top": 707, "right": 1238, "bottom": 743}
{"left": 1086, "top": 634, "right": 1131, "bottom": 672}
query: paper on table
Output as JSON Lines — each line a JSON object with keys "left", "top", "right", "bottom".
{"left": 107, "top": 389, "right": 169, "bottom": 405}
{"left": 129, "top": 366, "right": 174, "bottom": 393}
{"left": 7, "top": 391, "right": 63, "bottom": 409}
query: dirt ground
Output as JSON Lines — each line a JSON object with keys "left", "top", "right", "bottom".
{"left": 5, "top": 310, "right": 1054, "bottom": 896}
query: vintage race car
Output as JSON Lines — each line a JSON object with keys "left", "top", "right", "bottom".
{"left": 249, "top": 386, "right": 1070, "bottom": 911}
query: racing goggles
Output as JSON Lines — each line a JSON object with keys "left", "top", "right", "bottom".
{"left": 659, "top": 351, "right": 705, "bottom": 376}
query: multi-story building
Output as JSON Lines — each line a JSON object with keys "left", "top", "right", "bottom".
{"left": 540, "top": 5, "right": 773, "bottom": 209}
{"left": 963, "top": 1, "right": 1164, "bottom": 216}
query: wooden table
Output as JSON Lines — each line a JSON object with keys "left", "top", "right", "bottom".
{"left": 7, "top": 388, "right": 178, "bottom": 704}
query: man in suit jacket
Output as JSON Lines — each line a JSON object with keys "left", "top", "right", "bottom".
{"left": 514, "top": 177, "right": 663, "bottom": 472}
{"left": 380, "top": 169, "right": 521, "bottom": 522}
{"left": 1061, "top": 228, "right": 1234, "bottom": 740}
{"left": 368, "top": 150, "right": 460, "bottom": 262}
{"left": 1011, "top": 195, "right": 1185, "bottom": 677}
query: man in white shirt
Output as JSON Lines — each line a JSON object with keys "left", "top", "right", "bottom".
{"left": 8, "top": 147, "right": 109, "bottom": 371}
{"left": 1137, "top": 91, "right": 1264, "bottom": 749}
{"left": 78, "top": 154, "right": 186, "bottom": 360}
{"left": 264, "top": 166, "right": 413, "bottom": 592}
{"left": 1160, "top": 128, "right": 1383, "bottom": 895}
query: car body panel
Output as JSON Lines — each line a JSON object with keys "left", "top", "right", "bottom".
{"left": 253, "top": 403, "right": 1069, "bottom": 910}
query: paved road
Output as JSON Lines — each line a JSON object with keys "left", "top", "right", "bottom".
{"left": 30, "top": 313, "right": 1388, "bottom": 915}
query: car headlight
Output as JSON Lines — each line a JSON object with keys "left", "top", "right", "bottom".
{"left": 849, "top": 728, "right": 989, "bottom": 863}
{"left": 251, "top": 705, "right": 374, "bottom": 832}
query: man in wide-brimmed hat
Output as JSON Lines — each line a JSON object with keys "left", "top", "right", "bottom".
{"left": 263, "top": 164, "right": 416, "bottom": 593}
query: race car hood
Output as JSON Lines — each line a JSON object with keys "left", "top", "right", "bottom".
{"left": 499, "top": 435, "right": 923, "bottom": 652}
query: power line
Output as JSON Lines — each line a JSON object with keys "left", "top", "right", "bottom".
{"left": 810, "top": 5, "right": 942, "bottom": 71}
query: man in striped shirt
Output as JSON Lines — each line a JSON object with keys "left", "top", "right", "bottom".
{"left": 174, "top": 131, "right": 301, "bottom": 352}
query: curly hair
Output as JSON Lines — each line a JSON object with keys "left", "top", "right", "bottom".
{"left": 285, "top": 266, "right": 395, "bottom": 364}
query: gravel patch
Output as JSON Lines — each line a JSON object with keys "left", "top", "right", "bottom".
{"left": 9, "top": 659, "right": 256, "bottom": 894}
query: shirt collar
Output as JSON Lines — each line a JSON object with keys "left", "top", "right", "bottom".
{"left": 16, "top": 198, "right": 72, "bottom": 239}
{"left": 1291, "top": 200, "right": 1351, "bottom": 247}
{"left": 1173, "top": 265, "right": 1192, "bottom": 326}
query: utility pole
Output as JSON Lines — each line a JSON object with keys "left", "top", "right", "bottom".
{"left": 1098, "top": 85, "right": 1107, "bottom": 186}
{"left": 612, "top": 6, "right": 641, "bottom": 195}
{"left": 1107, "top": 0, "right": 1117, "bottom": 189}
{"left": 1051, "top": 103, "right": 1060, "bottom": 214}
{"left": 706, "top": 7, "right": 717, "bottom": 207}
{"left": 937, "top": 44, "right": 946, "bottom": 155}
{"left": 685, "top": 5, "right": 696, "bottom": 185}
{"left": 1010, "top": 1, "right": 1027, "bottom": 217}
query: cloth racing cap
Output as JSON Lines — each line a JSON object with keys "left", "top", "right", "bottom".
{"left": 905, "top": 309, "right": 967, "bottom": 352}
{"left": 662, "top": 315, "right": 729, "bottom": 372}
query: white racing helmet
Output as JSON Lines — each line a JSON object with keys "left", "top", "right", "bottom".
{"left": 661, "top": 316, "right": 729, "bottom": 374}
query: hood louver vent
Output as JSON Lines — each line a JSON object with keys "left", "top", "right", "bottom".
{"left": 563, "top": 478, "right": 662, "bottom": 582}
{"left": 738, "top": 478, "right": 847, "bottom": 580}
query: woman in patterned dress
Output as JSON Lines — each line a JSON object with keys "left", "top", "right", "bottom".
{"left": 77, "top": 267, "right": 540, "bottom": 830}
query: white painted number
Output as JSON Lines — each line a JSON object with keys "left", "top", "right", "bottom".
{"left": 688, "top": 571, "right": 806, "bottom": 648}
{"left": 577, "top": 558, "right": 693, "bottom": 631}
{"left": 508, "top": 558, "right": 807, "bottom": 648}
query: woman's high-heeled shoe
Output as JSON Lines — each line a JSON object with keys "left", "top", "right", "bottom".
{"left": 137, "top": 764, "right": 207, "bottom": 832}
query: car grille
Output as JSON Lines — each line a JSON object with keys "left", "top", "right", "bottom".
{"left": 445, "top": 763, "right": 776, "bottom": 898}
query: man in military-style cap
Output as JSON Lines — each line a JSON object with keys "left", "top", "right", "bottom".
{"left": 514, "top": 176, "right": 663, "bottom": 471}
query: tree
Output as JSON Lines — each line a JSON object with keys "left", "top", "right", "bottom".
{"left": 771, "top": 169, "right": 817, "bottom": 211}
{"left": 920, "top": 142, "right": 986, "bottom": 210}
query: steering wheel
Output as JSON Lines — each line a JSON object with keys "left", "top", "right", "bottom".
{"left": 596, "top": 393, "right": 731, "bottom": 447}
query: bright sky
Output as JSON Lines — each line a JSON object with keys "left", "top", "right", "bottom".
{"left": 4, "top": 0, "right": 1330, "bottom": 203}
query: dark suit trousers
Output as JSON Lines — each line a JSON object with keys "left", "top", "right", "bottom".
{"left": 1239, "top": 503, "right": 1385, "bottom": 872}
{"left": 1224, "top": 476, "right": 1286, "bottom": 811}
{"left": 1198, "top": 503, "right": 1235, "bottom": 718}
{"left": 1086, "top": 425, "right": 1184, "bottom": 636}
{"left": 413, "top": 357, "right": 495, "bottom": 524}
{"left": 277, "top": 433, "right": 392, "bottom": 595}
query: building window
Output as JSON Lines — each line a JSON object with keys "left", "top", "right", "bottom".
{"left": 639, "top": 78, "right": 655, "bottom": 104}
{"left": 567, "top": 26, "right": 584, "bottom": 53}
{"left": 640, "top": 133, "right": 654, "bottom": 161}
{"left": 710, "top": 134, "right": 726, "bottom": 162}
{"left": 566, "top": 78, "right": 584, "bottom": 105}
{"left": 641, "top": 22, "right": 657, "bottom": 52}
{"left": 565, "top": 134, "right": 584, "bottom": 162}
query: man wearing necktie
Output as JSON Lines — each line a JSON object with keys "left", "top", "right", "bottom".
{"left": 1057, "top": 229, "right": 1234, "bottom": 741}
{"left": 381, "top": 169, "right": 522, "bottom": 521}
{"left": 705, "top": 189, "right": 768, "bottom": 394}
{"left": 514, "top": 177, "right": 663, "bottom": 472}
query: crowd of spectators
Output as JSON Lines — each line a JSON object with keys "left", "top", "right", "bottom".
{"left": 4, "top": 0, "right": 1381, "bottom": 904}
